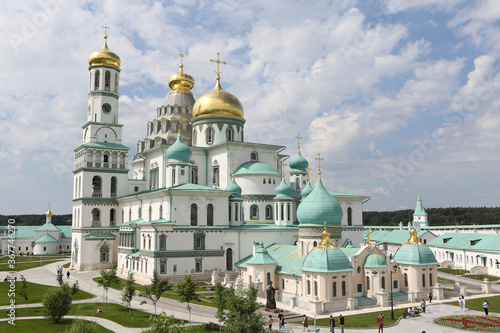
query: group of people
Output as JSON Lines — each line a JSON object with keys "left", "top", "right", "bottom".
{"left": 328, "top": 314, "right": 345, "bottom": 333}
{"left": 407, "top": 306, "right": 420, "bottom": 317}
{"left": 266, "top": 313, "right": 286, "bottom": 331}
{"left": 56, "top": 265, "right": 70, "bottom": 279}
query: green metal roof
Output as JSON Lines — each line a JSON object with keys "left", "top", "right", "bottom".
{"left": 35, "top": 233, "right": 58, "bottom": 243}
{"left": 83, "top": 232, "right": 117, "bottom": 239}
{"left": 302, "top": 247, "right": 354, "bottom": 273}
{"left": 36, "top": 222, "right": 61, "bottom": 232}
{"left": 297, "top": 179, "right": 343, "bottom": 226}
{"left": 414, "top": 196, "right": 427, "bottom": 215}
{"left": 235, "top": 161, "right": 279, "bottom": 175}
{"left": 376, "top": 230, "right": 430, "bottom": 245}
{"left": 427, "top": 233, "right": 500, "bottom": 254}
{"left": 82, "top": 142, "right": 129, "bottom": 149}
{"left": 363, "top": 254, "right": 388, "bottom": 268}
{"left": 236, "top": 244, "right": 304, "bottom": 276}
{"left": 275, "top": 180, "right": 301, "bottom": 198}
{"left": 329, "top": 191, "right": 370, "bottom": 199}
{"left": 127, "top": 251, "right": 141, "bottom": 257}
{"left": 393, "top": 243, "right": 438, "bottom": 265}
{"left": 245, "top": 245, "right": 278, "bottom": 265}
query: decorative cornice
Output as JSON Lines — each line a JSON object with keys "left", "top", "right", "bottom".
{"left": 157, "top": 250, "right": 225, "bottom": 258}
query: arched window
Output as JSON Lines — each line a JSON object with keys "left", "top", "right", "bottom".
{"left": 104, "top": 70, "right": 111, "bottom": 91}
{"left": 393, "top": 279, "right": 398, "bottom": 289}
{"left": 422, "top": 274, "right": 426, "bottom": 287}
{"left": 94, "top": 70, "right": 100, "bottom": 90}
{"left": 307, "top": 280, "right": 311, "bottom": 295}
{"left": 314, "top": 281, "right": 318, "bottom": 296}
{"left": 227, "top": 127, "right": 233, "bottom": 141}
{"left": 128, "top": 208, "right": 132, "bottom": 222}
{"left": 265, "top": 205, "right": 273, "bottom": 220}
{"left": 313, "top": 241, "right": 318, "bottom": 248}
{"left": 207, "top": 204, "right": 214, "bottom": 226}
{"left": 207, "top": 127, "right": 213, "bottom": 144}
{"left": 148, "top": 206, "right": 152, "bottom": 221}
{"left": 332, "top": 282, "right": 337, "bottom": 297}
{"left": 159, "top": 206, "right": 163, "bottom": 219}
{"left": 342, "top": 281, "right": 346, "bottom": 296}
{"left": 250, "top": 151, "right": 258, "bottom": 161}
{"left": 190, "top": 204, "right": 197, "bottom": 226}
{"left": 226, "top": 248, "right": 233, "bottom": 271}
{"left": 295, "top": 177, "right": 300, "bottom": 191}
{"left": 404, "top": 273, "right": 408, "bottom": 287}
{"left": 91, "top": 208, "right": 100, "bottom": 226}
{"left": 381, "top": 276, "right": 386, "bottom": 290}
{"left": 250, "top": 205, "right": 259, "bottom": 220}
{"left": 148, "top": 238, "right": 152, "bottom": 250}
{"left": 159, "top": 235, "right": 166, "bottom": 251}
{"left": 110, "top": 176, "right": 117, "bottom": 197}
{"left": 347, "top": 207, "right": 353, "bottom": 226}
{"left": 115, "top": 73, "right": 119, "bottom": 92}
{"left": 100, "top": 244, "right": 109, "bottom": 262}
{"left": 92, "top": 176, "right": 102, "bottom": 197}
{"left": 160, "top": 261, "right": 166, "bottom": 274}
{"left": 110, "top": 208, "right": 115, "bottom": 226}
{"left": 263, "top": 178, "right": 266, "bottom": 184}
{"left": 267, "top": 272, "right": 271, "bottom": 285}
{"left": 429, "top": 273, "right": 433, "bottom": 287}
{"left": 103, "top": 154, "right": 109, "bottom": 163}
{"left": 357, "top": 283, "right": 363, "bottom": 292}
{"left": 366, "top": 276, "right": 370, "bottom": 290}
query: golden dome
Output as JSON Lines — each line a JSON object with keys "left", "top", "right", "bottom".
{"left": 45, "top": 207, "right": 53, "bottom": 217}
{"left": 88, "top": 37, "right": 121, "bottom": 69}
{"left": 168, "top": 65, "right": 195, "bottom": 94}
{"left": 193, "top": 77, "right": 244, "bottom": 118}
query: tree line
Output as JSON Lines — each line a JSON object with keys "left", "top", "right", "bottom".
{"left": 0, "top": 214, "right": 72, "bottom": 226}
{"left": 363, "top": 207, "right": 500, "bottom": 226}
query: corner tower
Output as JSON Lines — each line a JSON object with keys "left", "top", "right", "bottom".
{"left": 413, "top": 194, "right": 428, "bottom": 227}
{"left": 72, "top": 27, "right": 129, "bottom": 271}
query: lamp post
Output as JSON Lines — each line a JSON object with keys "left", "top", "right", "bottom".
{"left": 390, "top": 264, "right": 398, "bottom": 320}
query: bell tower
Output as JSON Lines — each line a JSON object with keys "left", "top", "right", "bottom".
{"left": 72, "top": 25, "right": 129, "bottom": 271}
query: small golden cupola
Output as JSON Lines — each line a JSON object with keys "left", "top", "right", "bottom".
{"left": 88, "top": 25, "right": 121, "bottom": 70}
{"left": 168, "top": 53, "right": 195, "bottom": 94}
{"left": 193, "top": 52, "right": 244, "bottom": 119}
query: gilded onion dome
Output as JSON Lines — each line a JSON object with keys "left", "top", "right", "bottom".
{"left": 168, "top": 62, "right": 195, "bottom": 94}
{"left": 88, "top": 36, "right": 121, "bottom": 69}
{"left": 193, "top": 76, "right": 244, "bottom": 118}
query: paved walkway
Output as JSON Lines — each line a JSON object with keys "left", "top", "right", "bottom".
{"left": 1, "top": 261, "right": 498, "bottom": 332}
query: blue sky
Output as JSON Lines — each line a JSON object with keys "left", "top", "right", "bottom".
{"left": 1, "top": 0, "right": 500, "bottom": 215}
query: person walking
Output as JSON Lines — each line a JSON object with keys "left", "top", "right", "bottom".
{"left": 378, "top": 313, "right": 384, "bottom": 333}
{"left": 458, "top": 297, "right": 463, "bottom": 311}
{"left": 339, "top": 314, "right": 345, "bottom": 333}
{"left": 267, "top": 315, "right": 274, "bottom": 331}
{"left": 67, "top": 271, "right": 70, "bottom": 279}
{"left": 428, "top": 290, "right": 433, "bottom": 303}
{"left": 421, "top": 299, "right": 426, "bottom": 313}
{"left": 302, "top": 314, "right": 309, "bottom": 332}
{"left": 462, "top": 296, "right": 466, "bottom": 311}
{"left": 483, "top": 300, "right": 489, "bottom": 315}
{"left": 330, "top": 315, "right": 335, "bottom": 333}
{"left": 278, "top": 313, "right": 284, "bottom": 331}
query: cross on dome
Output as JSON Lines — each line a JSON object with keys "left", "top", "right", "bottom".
{"left": 280, "top": 161, "right": 288, "bottom": 180}
{"left": 175, "top": 116, "right": 186, "bottom": 135}
{"left": 314, "top": 153, "right": 324, "bottom": 180}
{"left": 179, "top": 52, "right": 185, "bottom": 69}
{"left": 364, "top": 228, "right": 373, "bottom": 243}
{"left": 102, "top": 23, "right": 111, "bottom": 39}
{"left": 230, "top": 160, "right": 238, "bottom": 180}
{"left": 295, "top": 133, "right": 302, "bottom": 152}
{"left": 210, "top": 52, "right": 227, "bottom": 76}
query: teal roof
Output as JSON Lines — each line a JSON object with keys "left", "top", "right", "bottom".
{"left": 289, "top": 151, "right": 308, "bottom": 172}
{"left": 245, "top": 245, "right": 278, "bottom": 265}
{"left": 171, "top": 183, "right": 231, "bottom": 192}
{"left": 393, "top": 243, "right": 438, "bottom": 265}
{"left": 297, "top": 179, "right": 343, "bottom": 226}
{"left": 236, "top": 244, "right": 304, "bottom": 275}
{"left": 427, "top": 233, "right": 500, "bottom": 254}
{"left": 365, "top": 230, "right": 390, "bottom": 242}
{"left": 35, "top": 233, "right": 58, "bottom": 243}
{"left": 1, "top": 225, "right": 71, "bottom": 240}
{"left": 339, "top": 246, "right": 360, "bottom": 257}
{"left": 166, "top": 135, "right": 192, "bottom": 163}
{"left": 275, "top": 179, "right": 301, "bottom": 199}
{"left": 225, "top": 180, "right": 242, "bottom": 198}
{"left": 363, "top": 254, "right": 388, "bottom": 268}
{"left": 301, "top": 183, "right": 313, "bottom": 198}
{"left": 83, "top": 232, "right": 117, "bottom": 239}
{"left": 376, "top": 230, "right": 430, "bottom": 245}
{"left": 127, "top": 251, "right": 141, "bottom": 258}
{"left": 302, "top": 247, "right": 354, "bottom": 273}
{"left": 82, "top": 142, "right": 129, "bottom": 149}
{"left": 235, "top": 161, "right": 279, "bottom": 175}
{"left": 36, "top": 222, "right": 61, "bottom": 232}
{"left": 329, "top": 191, "right": 370, "bottom": 199}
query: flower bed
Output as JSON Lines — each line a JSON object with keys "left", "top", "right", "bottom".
{"left": 435, "top": 315, "right": 500, "bottom": 331}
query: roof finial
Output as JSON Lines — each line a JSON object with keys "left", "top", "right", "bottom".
{"left": 230, "top": 160, "right": 237, "bottom": 181}
{"left": 175, "top": 116, "right": 186, "bottom": 136}
{"left": 295, "top": 133, "right": 302, "bottom": 152}
{"left": 306, "top": 165, "right": 311, "bottom": 184}
{"left": 210, "top": 52, "right": 226, "bottom": 92}
{"left": 404, "top": 221, "right": 424, "bottom": 245}
{"left": 317, "top": 221, "right": 335, "bottom": 249}
{"left": 179, "top": 52, "right": 185, "bottom": 70}
{"left": 280, "top": 161, "right": 288, "bottom": 181}
{"left": 314, "top": 153, "right": 323, "bottom": 180}
{"left": 364, "top": 228, "right": 373, "bottom": 243}
{"left": 102, "top": 23, "right": 111, "bottom": 40}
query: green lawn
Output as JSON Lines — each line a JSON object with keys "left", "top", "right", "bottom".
{"left": 0, "top": 259, "right": 67, "bottom": 272}
{"left": 438, "top": 277, "right": 456, "bottom": 285}
{"left": 294, "top": 309, "right": 404, "bottom": 328}
{"left": 0, "top": 281, "right": 95, "bottom": 306}
{"left": 0, "top": 254, "right": 69, "bottom": 264}
{"left": 0, "top": 318, "right": 113, "bottom": 332}
{"left": 467, "top": 274, "right": 500, "bottom": 281}
{"left": 445, "top": 295, "right": 500, "bottom": 312}
{"left": 12, "top": 302, "right": 154, "bottom": 328}
{"left": 438, "top": 268, "right": 470, "bottom": 275}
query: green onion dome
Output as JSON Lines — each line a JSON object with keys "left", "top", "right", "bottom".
{"left": 166, "top": 135, "right": 192, "bottom": 163}
{"left": 301, "top": 182, "right": 313, "bottom": 198}
{"left": 275, "top": 180, "right": 301, "bottom": 199}
{"left": 225, "top": 179, "right": 242, "bottom": 198}
{"left": 289, "top": 151, "right": 308, "bottom": 172}
{"left": 296, "top": 179, "right": 343, "bottom": 226}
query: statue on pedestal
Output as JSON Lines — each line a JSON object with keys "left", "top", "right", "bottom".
{"left": 266, "top": 282, "right": 276, "bottom": 309}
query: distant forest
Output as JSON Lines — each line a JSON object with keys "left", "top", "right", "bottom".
{"left": 363, "top": 207, "right": 500, "bottom": 226}
{"left": 0, "top": 214, "right": 72, "bottom": 226}
{"left": 2, "top": 207, "right": 500, "bottom": 227}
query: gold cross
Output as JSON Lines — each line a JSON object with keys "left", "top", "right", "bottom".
{"left": 210, "top": 52, "right": 227, "bottom": 76}
{"left": 295, "top": 133, "right": 302, "bottom": 152}
{"left": 314, "top": 153, "right": 324, "bottom": 179}
{"left": 102, "top": 24, "right": 111, "bottom": 39}
{"left": 306, "top": 165, "right": 311, "bottom": 182}
{"left": 229, "top": 160, "right": 238, "bottom": 180}
{"left": 175, "top": 116, "right": 186, "bottom": 134}
{"left": 179, "top": 52, "right": 184, "bottom": 69}
{"left": 365, "top": 228, "right": 373, "bottom": 243}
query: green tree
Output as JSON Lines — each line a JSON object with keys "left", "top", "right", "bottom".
{"left": 42, "top": 283, "right": 73, "bottom": 323}
{"left": 144, "top": 312, "right": 188, "bottom": 333}
{"left": 216, "top": 283, "right": 266, "bottom": 333}
{"left": 139, "top": 269, "right": 171, "bottom": 315}
{"left": 174, "top": 275, "right": 201, "bottom": 332}
{"left": 213, "top": 281, "right": 226, "bottom": 330}
{"left": 121, "top": 272, "right": 136, "bottom": 315}
{"left": 96, "top": 264, "right": 119, "bottom": 308}
{"left": 18, "top": 274, "right": 29, "bottom": 311}
{"left": 65, "top": 319, "right": 100, "bottom": 333}
{"left": 56, "top": 269, "right": 63, "bottom": 285}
